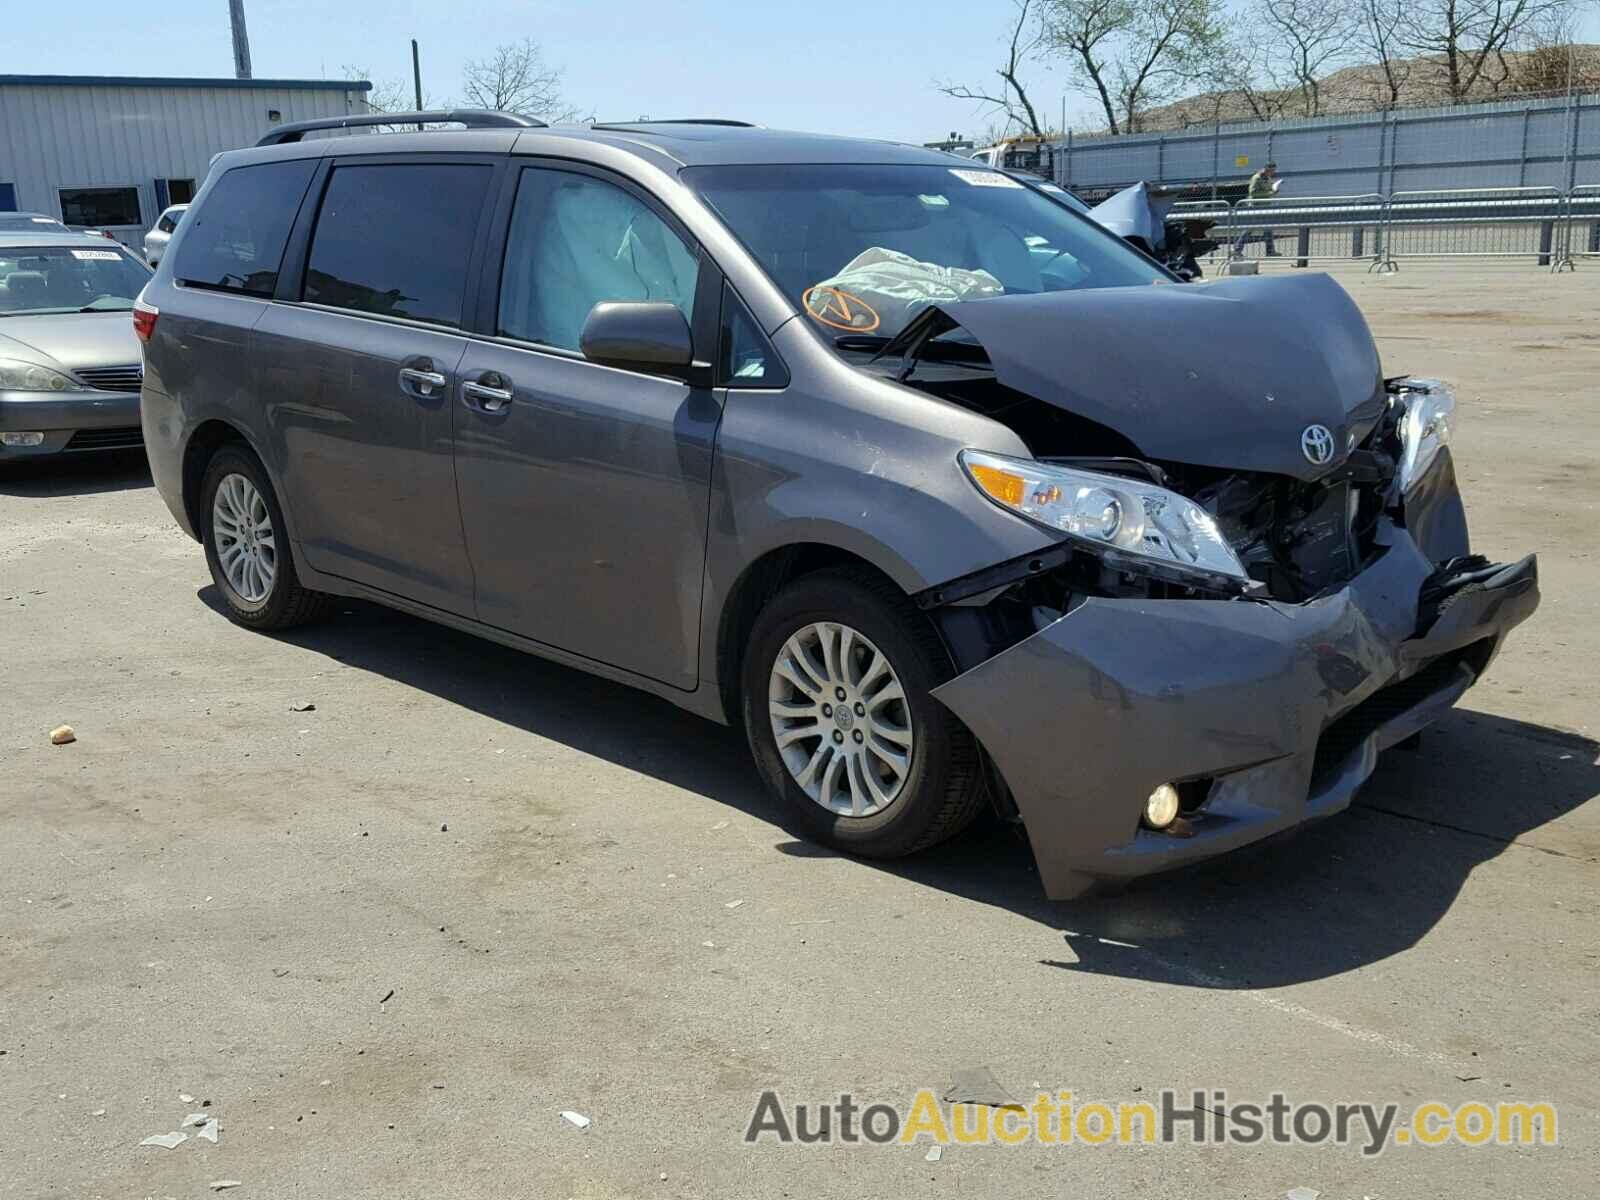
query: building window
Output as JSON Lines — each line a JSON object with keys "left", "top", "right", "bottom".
{"left": 156, "top": 179, "right": 196, "bottom": 208}
{"left": 58, "top": 187, "right": 142, "bottom": 227}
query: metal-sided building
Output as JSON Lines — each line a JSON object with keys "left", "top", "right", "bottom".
{"left": 0, "top": 74, "right": 371, "bottom": 243}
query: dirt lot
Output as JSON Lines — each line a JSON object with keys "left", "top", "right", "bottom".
{"left": 2, "top": 262, "right": 1596, "bottom": 1198}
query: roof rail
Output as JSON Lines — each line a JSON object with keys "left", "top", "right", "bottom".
{"left": 256, "top": 109, "right": 546, "bottom": 147}
{"left": 592, "top": 118, "right": 758, "bottom": 129}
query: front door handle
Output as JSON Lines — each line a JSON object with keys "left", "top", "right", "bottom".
{"left": 399, "top": 366, "right": 447, "bottom": 397}
{"left": 462, "top": 377, "right": 514, "bottom": 413}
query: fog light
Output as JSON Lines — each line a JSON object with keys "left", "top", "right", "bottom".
{"left": 1143, "top": 783, "right": 1181, "bottom": 830}
{"left": 1, "top": 431, "right": 45, "bottom": 447}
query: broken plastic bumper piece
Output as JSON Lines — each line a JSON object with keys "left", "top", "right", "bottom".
{"left": 931, "top": 531, "right": 1539, "bottom": 899}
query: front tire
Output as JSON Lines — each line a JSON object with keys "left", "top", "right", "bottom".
{"left": 200, "top": 444, "right": 329, "bottom": 630}
{"left": 741, "top": 569, "right": 984, "bottom": 858}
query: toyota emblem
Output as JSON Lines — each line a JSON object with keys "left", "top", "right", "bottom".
{"left": 1301, "top": 424, "right": 1336, "bottom": 466}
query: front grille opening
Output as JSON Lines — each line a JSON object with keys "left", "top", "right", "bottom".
{"left": 66, "top": 426, "right": 143, "bottom": 451}
{"left": 1309, "top": 638, "right": 1494, "bottom": 793}
{"left": 74, "top": 364, "right": 144, "bottom": 392}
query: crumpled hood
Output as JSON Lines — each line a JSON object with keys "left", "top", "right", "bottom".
{"left": 1087, "top": 181, "right": 1173, "bottom": 251}
{"left": 933, "top": 273, "right": 1385, "bottom": 482}
{"left": 0, "top": 312, "right": 142, "bottom": 372}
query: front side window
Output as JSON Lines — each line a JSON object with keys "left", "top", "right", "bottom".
{"left": 719, "top": 283, "right": 785, "bottom": 387}
{"left": 0, "top": 245, "right": 151, "bottom": 315}
{"left": 685, "top": 163, "right": 1167, "bottom": 348}
{"left": 58, "top": 187, "right": 142, "bottom": 227}
{"left": 174, "top": 160, "right": 316, "bottom": 298}
{"left": 304, "top": 163, "right": 491, "bottom": 328}
{"left": 498, "top": 168, "right": 699, "bottom": 352}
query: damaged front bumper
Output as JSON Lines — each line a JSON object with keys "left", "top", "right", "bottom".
{"left": 931, "top": 523, "right": 1538, "bottom": 899}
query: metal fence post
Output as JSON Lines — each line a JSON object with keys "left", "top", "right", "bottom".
{"left": 1212, "top": 121, "right": 1220, "bottom": 200}
{"left": 1157, "top": 135, "right": 1166, "bottom": 183}
{"left": 1518, "top": 108, "right": 1532, "bottom": 187}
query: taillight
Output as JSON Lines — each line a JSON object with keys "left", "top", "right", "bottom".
{"left": 133, "top": 299, "right": 159, "bottom": 343}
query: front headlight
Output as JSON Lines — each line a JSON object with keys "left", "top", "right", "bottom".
{"left": 1397, "top": 378, "right": 1455, "bottom": 491}
{"left": 960, "top": 449, "right": 1249, "bottom": 582}
{"left": 0, "top": 358, "right": 77, "bottom": 393}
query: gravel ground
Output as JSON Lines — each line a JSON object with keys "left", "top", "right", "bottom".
{"left": 2, "top": 262, "right": 1596, "bottom": 1198}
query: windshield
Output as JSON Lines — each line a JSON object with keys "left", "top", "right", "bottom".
{"left": 0, "top": 214, "right": 68, "bottom": 233}
{"left": 1032, "top": 181, "right": 1091, "bottom": 215}
{"left": 0, "top": 244, "right": 151, "bottom": 316}
{"left": 685, "top": 163, "right": 1167, "bottom": 344}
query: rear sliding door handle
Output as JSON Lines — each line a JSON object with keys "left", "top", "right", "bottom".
{"left": 462, "top": 379, "right": 514, "bottom": 413}
{"left": 399, "top": 366, "right": 447, "bottom": 396}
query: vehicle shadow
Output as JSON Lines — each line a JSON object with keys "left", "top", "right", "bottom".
{"left": 0, "top": 449, "right": 151, "bottom": 496}
{"left": 852, "top": 708, "right": 1599, "bottom": 990}
{"left": 226, "top": 592, "right": 1598, "bottom": 990}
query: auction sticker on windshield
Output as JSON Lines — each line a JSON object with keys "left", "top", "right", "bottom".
{"left": 69, "top": 249, "right": 122, "bottom": 261}
{"left": 949, "top": 169, "right": 1023, "bottom": 188}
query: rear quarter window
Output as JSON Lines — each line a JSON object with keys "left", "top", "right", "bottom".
{"left": 173, "top": 160, "right": 316, "bottom": 297}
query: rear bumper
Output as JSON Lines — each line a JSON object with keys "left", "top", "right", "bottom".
{"left": 932, "top": 525, "right": 1539, "bottom": 899}
{"left": 0, "top": 389, "right": 143, "bottom": 456}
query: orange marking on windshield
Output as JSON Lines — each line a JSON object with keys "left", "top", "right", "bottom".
{"left": 802, "top": 285, "right": 880, "bottom": 333}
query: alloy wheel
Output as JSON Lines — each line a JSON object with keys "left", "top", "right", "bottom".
{"left": 212, "top": 472, "right": 277, "bottom": 604}
{"left": 767, "top": 621, "right": 915, "bottom": 817}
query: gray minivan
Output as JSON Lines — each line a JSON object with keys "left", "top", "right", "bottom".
{"left": 138, "top": 111, "right": 1537, "bottom": 898}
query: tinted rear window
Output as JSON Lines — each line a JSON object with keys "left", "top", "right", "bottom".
{"left": 303, "top": 163, "right": 491, "bottom": 328}
{"left": 174, "top": 160, "right": 316, "bottom": 297}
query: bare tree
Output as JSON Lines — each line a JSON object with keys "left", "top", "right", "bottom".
{"left": 1043, "top": 0, "right": 1227, "bottom": 134}
{"left": 936, "top": 0, "right": 1051, "bottom": 138}
{"left": 1397, "top": 0, "right": 1570, "bottom": 101}
{"left": 1516, "top": 4, "right": 1593, "bottom": 93}
{"left": 1355, "top": 0, "right": 1414, "bottom": 107}
{"left": 1250, "top": 0, "right": 1358, "bottom": 116}
{"left": 344, "top": 66, "right": 430, "bottom": 115}
{"left": 460, "top": 37, "right": 572, "bottom": 119}
{"left": 1202, "top": 38, "right": 1296, "bottom": 122}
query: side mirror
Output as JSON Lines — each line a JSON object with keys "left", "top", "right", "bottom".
{"left": 579, "top": 301, "right": 693, "bottom": 374}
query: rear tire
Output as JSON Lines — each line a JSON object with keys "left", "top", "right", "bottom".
{"left": 741, "top": 568, "right": 984, "bottom": 858}
{"left": 200, "top": 444, "right": 330, "bottom": 630}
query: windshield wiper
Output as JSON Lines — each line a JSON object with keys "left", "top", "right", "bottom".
{"left": 78, "top": 304, "right": 133, "bottom": 313}
{"left": 833, "top": 334, "right": 893, "bottom": 352}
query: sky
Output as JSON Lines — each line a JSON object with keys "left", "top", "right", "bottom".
{"left": 5, "top": 0, "right": 1100, "bottom": 143}
{"left": 8, "top": 0, "right": 1600, "bottom": 144}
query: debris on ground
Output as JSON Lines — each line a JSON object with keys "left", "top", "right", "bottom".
{"left": 379, "top": 989, "right": 395, "bottom": 1004}
{"left": 271, "top": 968, "right": 289, "bottom": 978}
{"left": 1286, "top": 1188, "right": 1321, "bottom": 1200}
{"left": 710, "top": 820, "right": 729, "bottom": 830}
{"left": 180, "top": 1112, "right": 210, "bottom": 1128}
{"left": 179, "top": 1093, "right": 195, "bottom": 1103}
{"left": 941, "top": 1066, "right": 1019, "bottom": 1109}
{"left": 91, "top": 1109, "right": 106, "bottom": 1117}
{"left": 560, "top": 1111, "right": 592, "bottom": 1129}
{"left": 209, "top": 1181, "right": 242, "bottom": 1191}
{"left": 197, "top": 1119, "right": 220, "bottom": 1144}
{"left": 429, "top": 1081, "right": 445, "bottom": 1089}
{"left": 1456, "top": 1074, "right": 1481, "bottom": 1082}
{"left": 440, "top": 824, "right": 448, "bottom": 832}
{"left": 289, "top": 701, "right": 316, "bottom": 712}
{"left": 724, "top": 899, "right": 744, "bottom": 910}
{"left": 139, "top": 1131, "right": 188, "bottom": 1149}
{"left": 925, "top": 1145, "right": 943, "bottom": 1163}
{"left": 49, "top": 725, "right": 75, "bottom": 745}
